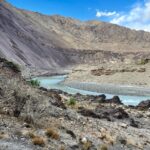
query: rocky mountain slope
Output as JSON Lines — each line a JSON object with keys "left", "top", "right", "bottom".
{"left": 1, "top": 0, "right": 150, "bottom": 75}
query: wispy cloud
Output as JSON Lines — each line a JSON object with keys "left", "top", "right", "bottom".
{"left": 110, "top": 0, "right": 150, "bottom": 31}
{"left": 96, "top": 10, "right": 118, "bottom": 17}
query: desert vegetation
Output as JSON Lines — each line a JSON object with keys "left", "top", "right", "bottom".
{"left": 45, "top": 128, "right": 60, "bottom": 140}
{"left": 67, "top": 97, "right": 77, "bottom": 106}
{"left": 28, "top": 79, "right": 40, "bottom": 87}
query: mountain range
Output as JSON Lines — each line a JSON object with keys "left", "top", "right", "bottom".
{"left": 0, "top": 0, "right": 150, "bottom": 75}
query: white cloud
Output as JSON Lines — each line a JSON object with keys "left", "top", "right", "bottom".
{"left": 96, "top": 10, "right": 117, "bottom": 18}
{"left": 110, "top": 0, "right": 150, "bottom": 31}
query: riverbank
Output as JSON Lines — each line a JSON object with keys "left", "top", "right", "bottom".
{"left": 65, "top": 63, "right": 150, "bottom": 87}
{"left": 63, "top": 81, "right": 150, "bottom": 97}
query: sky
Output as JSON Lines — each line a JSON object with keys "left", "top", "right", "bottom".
{"left": 6, "top": 0, "right": 150, "bottom": 31}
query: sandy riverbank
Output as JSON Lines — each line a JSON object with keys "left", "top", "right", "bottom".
{"left": 65, "top": 62, "right": 150, "bottom": 84}
{"left": 63, "top": 81, "right": 150, "bottom": 96}
{"left": 63, "top": 62, "right": 150, "bottom": 96}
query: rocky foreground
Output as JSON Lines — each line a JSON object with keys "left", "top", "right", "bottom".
{"left": 0, "top": 58, "right": 150, "bottom": 150}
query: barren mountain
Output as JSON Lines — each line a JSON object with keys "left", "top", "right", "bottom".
{"left": 1, "top": 0, "right": 150, "bottom": 75}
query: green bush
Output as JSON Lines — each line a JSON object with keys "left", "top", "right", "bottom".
{"left": 67, "top": 97, "right": 76, "bottom": 106}
{"left": 29, "top": 79, "right": 40, "bottom": 87}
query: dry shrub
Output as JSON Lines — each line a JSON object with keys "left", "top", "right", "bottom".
{"left": 100, "top": 144, "right": 108, "bottom": 150}
{"left": 28, "top": 132, "right": 36, "bottom": 139}
{"left": 45, "top": 128, "right": 60, "bottom": 140}
{"left": 60, "top": 145, "right": 65, "bottom": 150}
{"left": 32, "top": 136, "right": 45, "bottom": 146}
{"left": 0, "top": 132, "right": 5, "bottom": 139}
{"left": 82, "top": 141, "right": 92, "bottom": 150}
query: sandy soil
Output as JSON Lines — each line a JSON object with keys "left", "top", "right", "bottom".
{"left": 65, "top": 62, "right": 150, "bottom": 87}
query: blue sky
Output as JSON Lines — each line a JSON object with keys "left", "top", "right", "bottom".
{"left": 6, "top": 0, "right": 150, "bottom": 31}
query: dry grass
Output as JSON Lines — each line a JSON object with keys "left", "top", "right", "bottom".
{"left": 0, "top": 133, "right": 5, "bottom": 139}
{"left": 100, "top": 144, "right": 108, "bottom": 150}
{"left": 60, "top": 145, "right": 65, "bottom": 150}
{"left": 32, "top": 136, "right": 45, "bottom": 146}
{"left": 28, "top": 132, "right": 36, "bottom": 139}
{"left": 45, "top": 128, "right": 60, "bottom": 140}
{"left": 82, "top": 141, "right": 92, "bottom": 150}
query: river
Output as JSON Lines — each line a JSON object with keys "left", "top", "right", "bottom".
{"left": 34, "top": 75, "right": 150, "bottom": 106}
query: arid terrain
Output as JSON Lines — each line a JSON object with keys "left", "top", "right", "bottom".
{"left": 1, "top": 0, "right": 150, "bottom": 86}
{"left": 0, "top": 0, "right": 150, "bottom": 150}
{"left": 65, "top": 61, "right": 150, "bottom": 88}
{"left": 0, "top": 57, "right": 150, "bottom": 150}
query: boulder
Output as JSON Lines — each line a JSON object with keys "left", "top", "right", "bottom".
{"left": 137, "top": 100, "right": 150, "bottom": 110}
{"left": 0, "top": 87, "right": 4, "bottom": 97}
{"left": 79, "top": 107, "right": 129, "bottom": 120}
{"left": 129, "top": 118, "right": 139, "bottom": 128}
{"left": 105, "top": 96, "right": 123, "bottom": 105}
{"left": 95, "top": 107, "right": 129, "bottom": 119}
{"left": 78, "top": 108, "right": 101, "bottom": 119}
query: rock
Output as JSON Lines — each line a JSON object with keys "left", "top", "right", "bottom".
{"left": 0, "top": 87, "right": 4, "bottom": 97}
{"left": 129, "top": 118, "right": 139, "bottom": 128}
{"left": 79, "top": 137, "right": 96, "bottom": 150}
{"left": 120, "top": 123, "right": 128, "bottom": 128}
{"left": 105, "top": 96, "right": 123, "bottom": 105}
{"left": 136, "top": 113, "right": 143, "bottom": 118}
{"left": 39, "top": 87, "right": 48, "bottom": 91}
{"left": 137, "top": 100, "right": 150, "bottom": 110}
{"left": 145, "top": 112, "right": 150, "bottom": 117}
{"left": 137, "top": 68, "right": 146, "bottom": 72}
{"left": 116, "top": 135, "right": 127, "bottom": 145}
{"left": 95, "top": 107, "right": 129, "bottom": 120}
{"left": 78, "top": 108, "right": 100, "bottom": 119}
{"left": 13, "top": 91, "right": 29, "bottom": 117}
{"left": 97, "top": 94, "right": 106, "bottom": 103}
{"left": 48, "top": 91, "right": 67, "bottom": 109}
{"left": 112, "top": 108, "right": 129, "bottom": 119}
{"left": 66, "top": 130, "right": 76, "bottom": 139}
{"left": 80, "top": 137, "right": 88, "bottom": 144}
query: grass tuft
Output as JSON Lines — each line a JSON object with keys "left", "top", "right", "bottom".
{"left": 45, "top": 128, "right": 60, "bottom": 140}
{"left": 32, "top": 136, "right": 45, "bottom": 146}
{"left": 67, "top": 97, "right": 76, "bottom": 106}
{"left": 100, "top": 144, "right": 108, "bottom": 150}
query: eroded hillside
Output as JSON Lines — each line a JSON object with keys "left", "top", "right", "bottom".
{"left": 1, "top": 0, "right": 150, "bottom": 75}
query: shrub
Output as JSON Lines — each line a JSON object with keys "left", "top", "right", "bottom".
{"left": 67, "top": 97, "right": 76, "bottom": 106}
{"left": 4, "top": 61, "right": 20, "bottom": 73}
{"left": 60, "top": 145, "right": 65, "bottom": 150}
{"left": 137, "top": 59, "right": 149, "bottom": 65}
{"left": 0, "top": 132, "right": 5, "bottom": 139}
{"left": 29, "top": 79, "right": 40, "bottom": 87}
{"left": 45, "top": 128, "right": 60, "bottom": 140}
{"left": 28, "top": 132, "right": 36, "bottom": 139}
{"left": 82, "top": 141, "right": 92, "bottom": 150}
{"left": 32, "top": 136, "right": 45, "bottom": 146}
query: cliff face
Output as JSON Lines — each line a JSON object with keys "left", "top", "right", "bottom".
{"left": 1, "top": 1, "right": 150, "bottom": 74}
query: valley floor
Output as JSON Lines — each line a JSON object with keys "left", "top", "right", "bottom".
{"left": 65, "top": 62, "right": 150, "bottom": 87}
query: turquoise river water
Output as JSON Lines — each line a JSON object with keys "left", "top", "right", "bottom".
{"left": 34, "top": 75, "right": 150, "bottom": 106}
